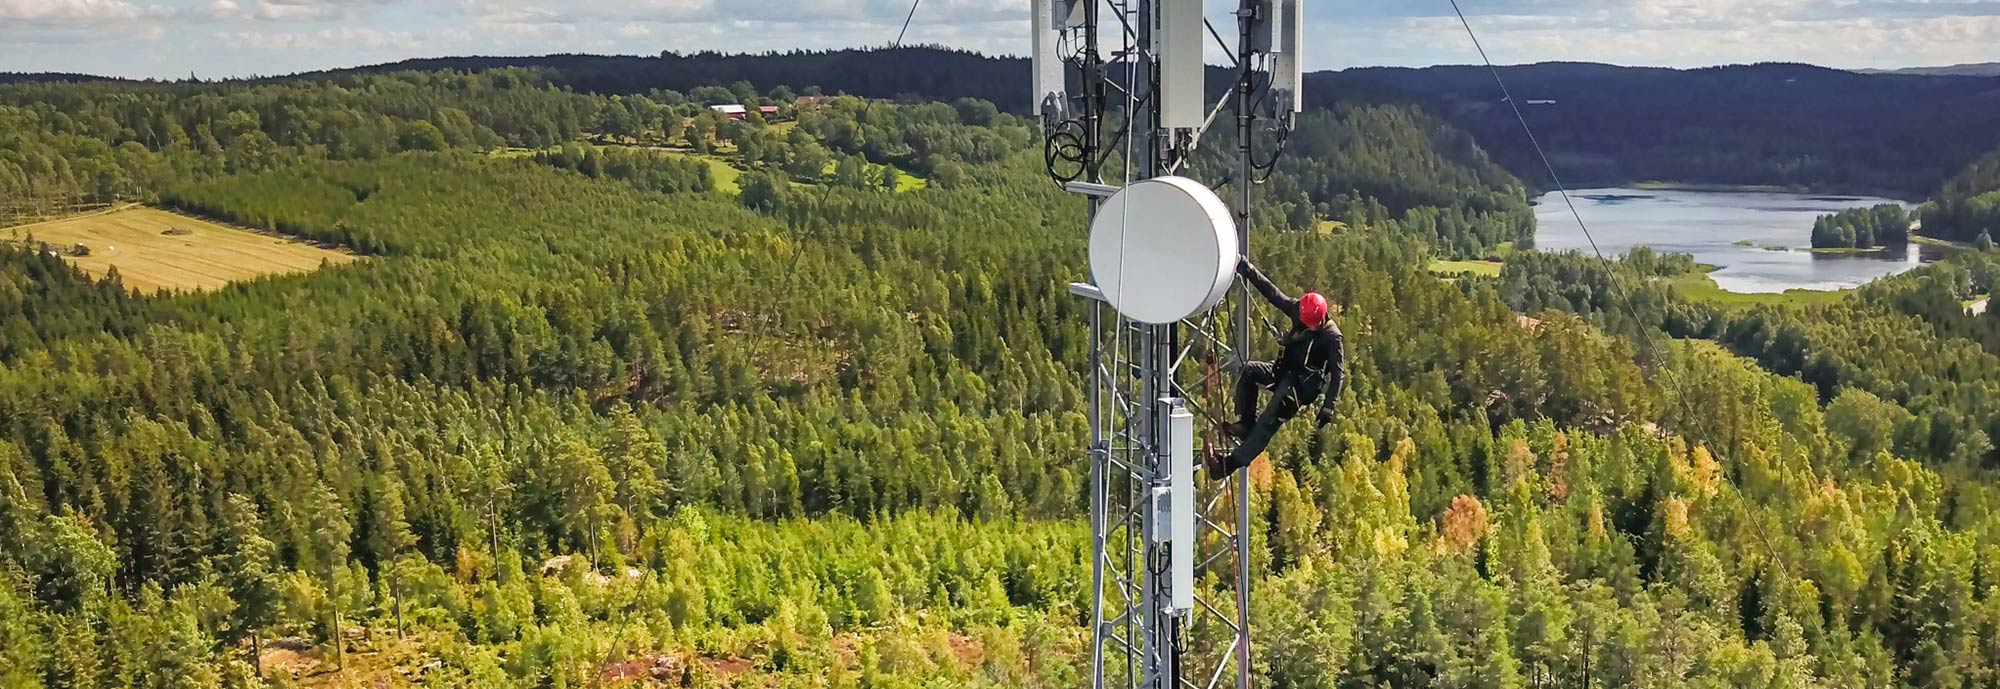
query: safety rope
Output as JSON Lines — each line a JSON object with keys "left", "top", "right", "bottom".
{"left": 754, "top": 0, "right": 926, "bottom": 372}
{"left": 1448, "top": 0, "right": 1790, "bottom": 579}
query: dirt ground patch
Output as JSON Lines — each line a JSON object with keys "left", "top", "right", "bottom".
{"left": 706, "top": 656, "right": 755, "bottom": 678}
{"left": 947, "top": 635, "right": 984, "bottom": 667}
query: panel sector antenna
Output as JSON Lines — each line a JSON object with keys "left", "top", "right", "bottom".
{"left": 1032, "top": 0, "right": 1084, "bottom": 124}
{"left": 1088, "top": 177, "right": 1239, "bottom": 324}
{"left": 1258, "top": 0, "right": 1306, "bottom": 115}
{"left": 1155, "top": 0, "right": 1205, "bottom": 129}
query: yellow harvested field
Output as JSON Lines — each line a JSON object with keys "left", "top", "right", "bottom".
{"left": 3, "top": 206, "right": 358, "bottom": 293}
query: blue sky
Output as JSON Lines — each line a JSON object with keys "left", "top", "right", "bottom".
{"left": 2, "top": 0, "right": 1997, "bottom": 79}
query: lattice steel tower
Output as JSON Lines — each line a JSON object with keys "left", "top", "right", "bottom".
{"left": 1034, "top": 2, "right": 1303, "bottom": 689}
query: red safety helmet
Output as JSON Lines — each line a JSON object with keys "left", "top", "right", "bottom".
{"left": 1300, "top": 292, "right": 1329, "bottom": 329}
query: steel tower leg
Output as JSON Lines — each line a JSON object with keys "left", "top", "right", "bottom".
{"left": 1232, "top": 2, "right": 1259, "bottom": 688}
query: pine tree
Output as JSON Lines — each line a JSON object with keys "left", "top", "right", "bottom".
{"left": 550, "top": 436, "right": 615, "bottom": 565}
{"left": 217, "top": 495, "right": 280, "bottom": 677}
{"left": 305, "top": 484, "right": 352, "bottom": 671}
{"left": 0, "top": 575, "right": 43, "bottom": 687}
{"left": 835, "top": 156, "right": 870, "bottom": 188}
{"left": 26, "top": 514, "right": 116, "bottom": 615}
{"left": 855, "top": 566, "right": 893, "bottom": 627}
{"left": 607, "top": 402, "right": 669, "bottom": 526}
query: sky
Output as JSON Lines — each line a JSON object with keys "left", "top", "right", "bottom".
{"left": 1, "top": 0, "right": 1997, "bottom": 79}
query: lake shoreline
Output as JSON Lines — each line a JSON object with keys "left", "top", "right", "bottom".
{"left": 1534, "top": 187, "right": 1937, "bottom": 295}
{"left": 1594, "top": 180, "right": 1920, "bottom": 203}
{"left": 1912, "top": 235, "right": 1976, "bottom": 251}
{"left": 1666, "top": 269, "right": 1853, "bottom": 308}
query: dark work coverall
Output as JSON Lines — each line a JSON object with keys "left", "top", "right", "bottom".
{"left": 1226, "top": 259, "right": 1345, "bottom": 471}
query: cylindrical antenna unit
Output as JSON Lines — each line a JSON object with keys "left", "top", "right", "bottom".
{"left": 1088, "top": 177, "right": 1239, "bottom": 324}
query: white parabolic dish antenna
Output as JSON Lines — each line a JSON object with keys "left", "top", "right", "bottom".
{"left": 1089, "top": 176, "right": 1240, "bottom": 324}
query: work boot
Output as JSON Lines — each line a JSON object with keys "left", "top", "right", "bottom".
{"left": 1205, "top": 449, "right": 1235, "bottom": 481}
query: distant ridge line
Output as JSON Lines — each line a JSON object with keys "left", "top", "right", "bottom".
{"left": 1857, "top": 62, "right": 2000, "bottom": 77}
{"left": 7, "top": 49, "right": 1998, "bottom": 90}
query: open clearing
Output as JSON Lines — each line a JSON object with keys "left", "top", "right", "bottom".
{"left": 1913, "top": 235, "right": 1976, "bottom": 251}
{"left": 3, "top": 205, "right": 357, "bottom": 293}
{"left": 497, "top": 142, "right": 929, "bottom": 197}
{"left": 654, "top": 150, "right": 745, "bottom": 194}
{"left": 1429, "top": 259, "right": 1503, "bottom": 277}
{"left": 1665, "top": 270, "right": 1850, "bottom": 308}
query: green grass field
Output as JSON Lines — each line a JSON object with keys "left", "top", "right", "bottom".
{"left": 809, "top": 160, "right": 929, "bottom": 192}
{"left": 683, "top": 153, "right": 744, "bottom": 194}
{"left": 1429, "top": 259, "right": 1504, "bottom": 277}
{"left": 1913, "top": 235, "right": 1976, "bottom": 251}
{"left": 493, "top": 133, "right": 938, "bottom": 197}
{"left": 488, "top": 147, "right": 540, "bottom": 159}
{"left": 665, "top": 151, "right": 938, "bottom": 195}
{"left": 893, "top": 168, "right": 929, "bottom": 192}
{"left": 500, "top": 143, "right": 929, "bottom": 197}
{"left": 1664, "top": 270, "right": 1851, "bottom": 308}
{"left": 2, "top": 206, "right": 357, "bottom": 293}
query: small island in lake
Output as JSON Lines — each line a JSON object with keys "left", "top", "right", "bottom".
{"left": 1810, "top": 203, "right": 1910, "bottom": 251}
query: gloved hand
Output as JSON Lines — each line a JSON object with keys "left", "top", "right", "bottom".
{"left": 1236, "top": 256, "right": 1255, "bottom": 277}
{"left": 1315, "top": 407, "right": 1337, "bottom": 429}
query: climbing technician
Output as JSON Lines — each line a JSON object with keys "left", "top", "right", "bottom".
{"left": 1209, "top": 256, "right": 1345, "bottom": 479}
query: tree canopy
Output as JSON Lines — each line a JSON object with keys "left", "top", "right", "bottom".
{"left": 2, "top": 65, "right": 2000, "bottom": 689}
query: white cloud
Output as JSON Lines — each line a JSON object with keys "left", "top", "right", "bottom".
{"left": 613, "top": 22, "right": 652, "bottom": 38}
{"left": 204, "top": 0, "right": 412, "bottom": 22}
{"left": 457, "top": 0, "right": 1017, "bottom": 27}
{"left": 217, "top": 25, "right": 426, "bottom": 50}
{"left": 0, "top": 0, "right": 175, "bottom": 49}
{"left": 0, "top": 0, "right": 165, "bottom": 22}
{"left": 250, "top": 1, "right": 333, "bottom": 20}
{"left": 1385, "top": 9, "right": 2000, "bottom": 69}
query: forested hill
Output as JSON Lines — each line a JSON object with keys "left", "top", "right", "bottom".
{"left": 1335, "top": 62, "right": 2000, "bottom": 196}
{"left": 1919, "top": 148, "right": 2000, "bottom": 246}
{"left": 17, "top": 48, "right": 2000, "bottom": 197}
{"left": 287, "top": 50, "right": 2000, "bottom": 197}
{"left": 291, "top": 48, "right": 1033, "bottom": 111}
{"left": 0, "top": 65, "right": 1534, "bottom": 258}
{"left": 5, "top": 61, "right": 2000, "bottom": 687}
{"left": 0, "top": 73, "right": 139, "bottom": 85}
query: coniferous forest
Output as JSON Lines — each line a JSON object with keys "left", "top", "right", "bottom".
{"left": 1921, "top": 150, "right": 2000, "bottom": 248}
{"left": 1810, "top": 205, "right": 1910, "bottom": 250}
{"left": 2, "top": 62, "right": 2000, "bottom": 689}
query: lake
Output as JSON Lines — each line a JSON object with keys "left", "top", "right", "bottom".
{"left": 1532, "top": 188, "right": 1947, "bottom": 293}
